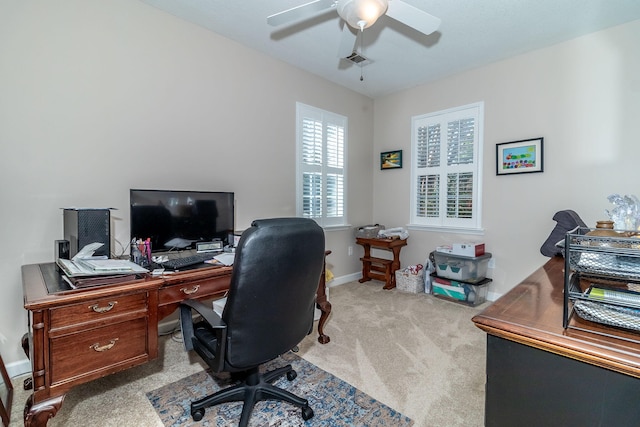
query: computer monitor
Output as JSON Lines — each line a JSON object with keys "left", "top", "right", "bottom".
{"left": 130, "top": 189, "right": 234, "bottom": 254}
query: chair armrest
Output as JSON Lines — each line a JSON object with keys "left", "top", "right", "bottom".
{"left": 179, "top": 299, "right": 227, "bottom": 352}
{"left": 182, "top": 299, "right": 226, "bottom": 328}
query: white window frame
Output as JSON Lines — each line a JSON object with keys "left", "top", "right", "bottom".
{"left": 296, "top": 102, "right": 348, "bottom": 228}
{"left": 410, "top": 102, "right": 484, "bottom": 233}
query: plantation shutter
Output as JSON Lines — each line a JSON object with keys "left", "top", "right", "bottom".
{"left": 301, "top": 118, "right": 323, "bottom": 219}
{"left": 297, "top": 103, "right": 347, "bottom": 227}
{"left": 411, "top": 103, "right": 483, "bottom": 230}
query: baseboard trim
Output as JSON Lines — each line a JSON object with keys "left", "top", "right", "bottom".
{"left": 331, "top": 272, "right": 501, "bottom": 302}
{"left": 327, "top": 272, "right": 361, "bottom": 287}
{"left": 159, "top": 319, "right": 181, "bottom": 336}
{"left": 487, "top": 290, "right": 500, "bottom": 302}
{"left": 7, "top": 358, "right": 31, "bottom": 379}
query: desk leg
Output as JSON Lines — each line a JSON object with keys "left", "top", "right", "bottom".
{"left": 316, "top": 296, "right": 332, "bottom": 344}
{"left": 316, "top": 250, "right": 332, "bottom": 344}
{"left": 24, "top": 394, "right": 65, "bottom": 427}
{"left": 358, "top": 243, "right": 372, "bottom": 283}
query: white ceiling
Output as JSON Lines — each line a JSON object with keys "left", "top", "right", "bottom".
{"left": 138, "top": 0, "right": 640, "bottom": 99}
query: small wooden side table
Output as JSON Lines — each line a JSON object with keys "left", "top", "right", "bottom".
{"left": 356, "top": 237, "right": 407, "bottom": 289}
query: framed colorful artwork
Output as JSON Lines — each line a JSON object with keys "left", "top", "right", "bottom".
{"left": 380, "top": 150, "right": 402, "bottom": 170}
{"left": 496, "top": 137, "right": 544, "bottom": 175}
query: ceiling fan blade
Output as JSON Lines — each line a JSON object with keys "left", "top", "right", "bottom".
{"left": 267, "top": 0, "right": 337, "bottom": 27}
{"left": 386, "top": 0, "right": 441, "bottom": 35}
{"left": 337, "top": 24, "right": 358, "bottom": 58}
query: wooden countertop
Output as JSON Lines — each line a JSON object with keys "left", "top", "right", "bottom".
{"left": 472, "top": 256, "right": 640, "bottom": 378}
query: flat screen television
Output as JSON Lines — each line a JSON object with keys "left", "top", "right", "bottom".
{"left": 130, "top": 189, "right": 234, "bottom": 253}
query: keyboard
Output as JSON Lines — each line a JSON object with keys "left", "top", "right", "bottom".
{"left": 160, "top": 253, "right": 213, "bottom": 270}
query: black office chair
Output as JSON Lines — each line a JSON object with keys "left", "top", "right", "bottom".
{"left": 179, "top": 217, "right": 325, "bottom": 426}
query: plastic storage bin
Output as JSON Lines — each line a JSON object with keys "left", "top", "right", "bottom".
{"left": 433, "top": 252, "right": 492, "bottom": 283}
{"left": 432, "top": 276, "right": 490, "bottom": 306}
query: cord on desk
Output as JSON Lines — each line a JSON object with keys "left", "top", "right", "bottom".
{"left": 171, "top": 329, "right": 184, "bottom": 343}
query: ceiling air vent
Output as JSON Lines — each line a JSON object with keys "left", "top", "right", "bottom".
{"left": 345, "top": 52, "right": 369, "bottom": 65}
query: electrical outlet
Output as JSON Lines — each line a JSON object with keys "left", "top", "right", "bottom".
{"left": 488, "top": 258, "right": 496, "bottom": 269}
{"left": 348, "top": 246, "right": 353, "bottom": 256}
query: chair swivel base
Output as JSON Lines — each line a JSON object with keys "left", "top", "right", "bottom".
{"left": 191, "top": 364, "right": 314, "bottom": 427}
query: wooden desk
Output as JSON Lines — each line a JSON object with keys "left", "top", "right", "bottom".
{"left": 472, "top": 257, "right": 640, "bottom": 426}
{"left": 356, "top": 237, "right": 407, "bottom": 289}
{"left": 22, "top": 261, "right": 332, "bottom": 426}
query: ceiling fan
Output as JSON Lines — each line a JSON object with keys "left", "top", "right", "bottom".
{"left": 267, "top": 0, "right": 442, "bottom": 58}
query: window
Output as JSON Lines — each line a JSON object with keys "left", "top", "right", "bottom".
{"left": 296, "top": 103, "right": 348, "bottom": 227}
{"left": 410, "top": 102, "right": 484, "bottom": 231}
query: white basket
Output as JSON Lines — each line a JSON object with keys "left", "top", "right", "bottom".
{"left": 396, "top": 270, "right": 424, "bottom": 293}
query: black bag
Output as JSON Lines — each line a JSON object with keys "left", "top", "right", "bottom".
{"left": 540, "top": 210, "right": 587, "bottom": 257}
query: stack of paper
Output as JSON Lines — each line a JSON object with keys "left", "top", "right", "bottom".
{"left": 57, "top": 258, "right": 148, "bottom": 277}
{"left": 205, "top": 252, "right": 235, "bottom": 266}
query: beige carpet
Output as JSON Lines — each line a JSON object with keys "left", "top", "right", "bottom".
{"left": 9, "top": 281, "right": 487, "bottom": 427}
{"left": 296, "top": 282, "right": 487, "bottom": 427}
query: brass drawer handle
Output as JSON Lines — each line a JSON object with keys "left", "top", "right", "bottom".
{"left": 89, "top": 301, "right": 117, "bottom": 313}
{"left": 89, "top": 338, "right": 118, "bottom": 352}
{"left": 180, "top": 285, "right": 200, "bottom": 295}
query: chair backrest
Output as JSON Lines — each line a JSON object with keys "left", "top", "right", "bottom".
{"left": 222, "top": 217, "right": 325, "bottom": 370}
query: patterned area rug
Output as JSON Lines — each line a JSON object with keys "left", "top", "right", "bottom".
{"left": 147, "top": 351, "right": 413, "bottom": 426}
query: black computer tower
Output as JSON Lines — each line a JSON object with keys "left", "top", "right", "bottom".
{"left": 63, "top": 208, "right": 111, "bottom": 258}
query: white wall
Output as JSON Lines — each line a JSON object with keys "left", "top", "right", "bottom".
{"left": 0, "top": 0, "right": 373, "bottom": 365}
{"left": 373, "top": 19, "right": 640, "bottom": 297}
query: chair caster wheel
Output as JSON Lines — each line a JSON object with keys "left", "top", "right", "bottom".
{"left": 191, "top": 408, "right": 205, "bottom": 421}
{"left": 302, "top": 405, "right": 314, "bottom": 421}
{"left": 287, "top": 370, "right": 297, "bottom": 381}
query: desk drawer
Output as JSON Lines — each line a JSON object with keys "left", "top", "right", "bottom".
{"left": 49, "top": 316, "right": 149, "bottom": 384}
{"left": 50, "top": 292, "right": 148, "bottom": 330}
{"left": 159, "top": 275, "right": 228, "bottom": 306}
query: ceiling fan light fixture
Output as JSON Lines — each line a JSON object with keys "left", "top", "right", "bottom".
{"left": 337, "top": 0, "right": 388, "bottom": 31}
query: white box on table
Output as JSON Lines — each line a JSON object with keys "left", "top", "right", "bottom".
{"left": 452, "top": 243, "right": 485, "bottom": 257}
